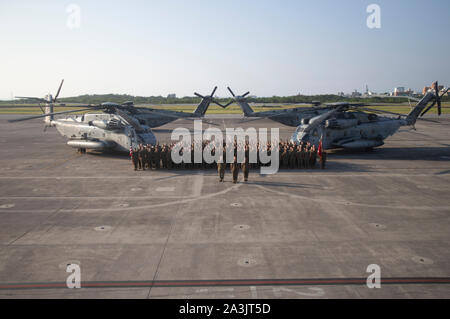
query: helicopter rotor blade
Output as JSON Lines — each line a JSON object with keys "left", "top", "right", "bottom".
{"left": 355, "top": 107, "right": 407, "bottom": 117}
{"left": 210, "top": 86, "right": 217, "bottom": 97}
{"left": 54, "top": 79, "right": 64, "bottom": 102}
{"left": 436, "top": 86, "right": 449, "bottom": 116}
{"left": 212, "top": 100, "right": 233, "bottom": 108}
{"left": 419, "top": 86, "right": 448, "bottom": 117}
{"left": 113, "top": 107, "right": 145, "bottom": 133}
{"left": 201, "top": 119, "right": 220, "bottom": 126}
{"left": 194, "top": 92, "right": 205, "bottom": 99}
{"left": 438, "top": 87, "right": 449, "bottom": 116}
{"left": 303, "top": 105, "right": 347, "bottom": 134}
{"left": 227, "top": 87, "right": 236, "bottom": 97}
{"left": 237, "top": 117, "right": 266, "bottom": 124}
{"left": 420, "top": 100, "right": 437, "bottom": 117}
{"left": 8, "top": 108, "right": 95, "bottom": 123}
{"left": 142, "top": 108, "right": 220, "bottom": 126}
{"left": 15, "top": 96, "right": 49, "bottom": 103}
{"left": 434, "top": 81, "right": 441, "bottom": 116}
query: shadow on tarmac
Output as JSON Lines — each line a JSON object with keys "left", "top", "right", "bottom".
{"left": 330, "top": 146, "right": 450, "bottom": 161}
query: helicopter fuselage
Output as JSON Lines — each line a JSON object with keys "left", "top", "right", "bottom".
{"left": 291, "top": 111, "right": 407, "bottom": 150}
{"left": 52, "top": 113, "right": 156, "bottom": 152}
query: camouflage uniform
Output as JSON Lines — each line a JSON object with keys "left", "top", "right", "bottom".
{"left": 295, "top": 148, "right": 302, "bottom": 169}
{"left": 320, "top": 151, "right": 327, "bottom": 169}
{"left": 138, "top": 147, "right": 145, "bottom": 170}
{"left": 217, "top": 157, "right": 225, "bottom": 182}
{"left": 242, "top": 148, "right": 250, "bottom": 182}
{"left": 282, "top": 149, "right": 289, "bottom": 169}
{"left": 155, "top": 146, "right": 161, "bottom": 169}
{"left": 288, "top": 149, "right": 296, "bottom": 169}
{"left": 166, "top": 148, "right": 173, "bottom": 170}
{"left": 131, "top": 148, "right": 139, "bottom": 171}
{"left": 231, "top": 158, "right": 239, "bottom": 183}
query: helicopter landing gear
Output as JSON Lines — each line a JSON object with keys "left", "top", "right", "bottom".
{"left": 77, "top": 148, "right": 87, "bottom": 154}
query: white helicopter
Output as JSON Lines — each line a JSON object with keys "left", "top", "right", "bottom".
{"left": 290, "top": 82, "right": 448, "bottom": 150}
{"left": 9, "top": 80, "right": 223, "bottom": 153}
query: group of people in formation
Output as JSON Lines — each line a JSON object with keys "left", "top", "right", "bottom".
{"left": 129, "top": 139, "right": 327, "bottom": 183}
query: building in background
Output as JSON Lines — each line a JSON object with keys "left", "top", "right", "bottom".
{"left": 351, "top": 90, "right": 361, "bottom": 98}
{"left": 167, "top": 94, "right": 176, "bottom": 99}
{"left": 393, "top": 87, "right": 405, "bottom": 96}
{"left": 423, "top": 85, "right": 444, "bottom": 95}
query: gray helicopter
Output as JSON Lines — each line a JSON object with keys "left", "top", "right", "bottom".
{"left": 225, "top": 87, "right": 325, "bottom": 126}
{"left": 135, "top": 86, "right": 225, "bottom": 128}
{"left": 290, "top": 82, "right": 448, "bottom": 150}
{"left": 225, "top": 87, "right": 421, "bottom": 127}
{"left": 9, "top": 81, "right": 224, "bottom": 153}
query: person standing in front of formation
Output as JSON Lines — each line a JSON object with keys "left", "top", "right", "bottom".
{"left": 231, "top": 156, "right": 239, "bottom": 184}
{"left": 242, "top": 145, "right": 250, "bottom": 182}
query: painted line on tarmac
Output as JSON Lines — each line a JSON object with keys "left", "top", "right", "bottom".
{"left": 56, "top": 183, "right": 242, "bottom": 213}
{"left": 255, "top": 185, "right": 450, "bottom": 211}
{"left": 0, "top": 170, "right": 449, "bottom": 180}
{"left": 0, "top": 196, "right": 192, "bottom": 200}
{"left": 0, "top": 175, "right": 177, "bottom": 180}
{"left": 0, "top": 277, "right": 449, "bottom": 290}
{"left": 191, "top": 172, "right": 204, "bottom": 197}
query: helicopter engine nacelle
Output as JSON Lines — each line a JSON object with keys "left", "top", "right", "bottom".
{"left": 91, "top": 120, "right": 108, "bottom": 129}
{"left": 90, "top": 119, "right": 124, "bottom": 131}
{"left": 325, "top": 119, "right": 358, "bottom": 129}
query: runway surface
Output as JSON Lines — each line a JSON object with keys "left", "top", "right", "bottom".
{"left": 0, "top": 114, "right": 449, "bottom": 299}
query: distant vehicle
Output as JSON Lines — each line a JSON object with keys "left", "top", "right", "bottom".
{"left": 290, "top": 82, "right": 448, "bottom": 150}
{"left": 9, "top": 81, "right": 224, "bottom": 152}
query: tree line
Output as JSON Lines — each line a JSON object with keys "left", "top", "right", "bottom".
{"left": 3, "top": 93, "right": 449, "bottom": 105}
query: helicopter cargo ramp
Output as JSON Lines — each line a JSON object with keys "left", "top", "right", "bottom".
{"left": 0, "top": 114, "right": 449, "bottom": 299}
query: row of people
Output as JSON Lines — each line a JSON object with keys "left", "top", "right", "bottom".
{"left": 129, "top": 140, "right": 327, "bottom": 171}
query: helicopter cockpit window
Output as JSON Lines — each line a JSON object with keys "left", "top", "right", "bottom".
{"left": 301, "top": 133, "right": 310, "bottom": 141}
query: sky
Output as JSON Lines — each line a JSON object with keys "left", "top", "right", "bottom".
{"left": 0, "top": 0, "right": 449, "bottom": 100}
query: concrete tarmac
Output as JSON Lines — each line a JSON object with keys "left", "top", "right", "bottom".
{"left": 0, "top": 114, "right": 449, "bottom": 299}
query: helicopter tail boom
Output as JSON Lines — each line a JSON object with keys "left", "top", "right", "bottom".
{"left": 226, "top": 87, "right": 254, "bottom": 116}
{"left": 406, "top": 82, "right": 446, "bottom": 125}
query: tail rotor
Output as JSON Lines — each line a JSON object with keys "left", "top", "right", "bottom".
{"left": 420, "top": 81, "right": 448, "bottom": 117}
{"left": 225, "top": 87, "right": 254, "bottom": 115}
{"left": 227, "top": 87, "right": 250, "bottom": 100}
